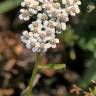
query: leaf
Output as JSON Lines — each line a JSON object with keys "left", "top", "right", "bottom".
{"left": 79, "top": 59, "right": 96, "bottom": 88}
{"left": 79, "top": 38, "right": 96, "bottom": 51}
{"left": 0, "top": 0, "right": 22, "bottom": 13}
{"left": 38, "top": 64, "right": 66, "bottom": 70}
{"left": 60, "top": 26, "right": 78, "bottom": 46}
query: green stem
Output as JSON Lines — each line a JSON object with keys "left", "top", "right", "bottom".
{"left": 25, "top": 52, "right": 40, "bottom": 96}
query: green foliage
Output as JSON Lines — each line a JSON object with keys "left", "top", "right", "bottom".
{"left": 60, "top": 26, "right": 78, "bottom": 46}
{"left": 38, "top": 64, "right": 66, "bottom": 70}
{"left": 79, "top": 59, "right": 96, "bottom": 88}
{"left": 0, "top": 0, "right": 21, "bottom": 13}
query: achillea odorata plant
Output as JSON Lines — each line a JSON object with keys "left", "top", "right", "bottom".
{"left": 19, "top": 0, "right": 81, "bottom": 52}
{"left": 19, "top": 0, "right": 81, "bottom": 96}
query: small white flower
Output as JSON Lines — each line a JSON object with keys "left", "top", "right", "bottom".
{"left": 45, "top": 27, "right": 55, "bottom": 34}
{"left": 19, "top": 9, "right": 30, "bottom": 20}
{"left": 35, "top": 42, "right": 40, "bottom": 48}
{"left": 28, "top": 21, "right": 43, "bottom": 31}
{"left": 61, "top": 23, "right": 66, "bottom": 30}
{"left": 66, "top": 4, "right": 80, "bottom": 16}
{"left": 29, "top": 5, "right": 42, "bottom": 14}
{"left": 20, "top": 36, "right": 28, "bottom": 43}
{"left": 37, "top": 13, "right": 48, "bottom": 21}
{"left": 55, "top": 38, "right": 59, "bottom": 43}
{"left": 29, "top": 8, "right": 38, "bottom": 14}
{"left": 73, "top": 4, "right": 80, "bottom": 13}
{"left": 55, "top": 23, "right": 65, "bottom": 34}
{"left": 33, "top": 33, "right": 39, "bottom": 38}
{"left": 75, "top": 0, "right": 81, "bottom": 5}
{"left": 21, "top": 2, "right": 26, "bottom": 7}
{"left": 26, "top": 40, "right": 31, "bottom": 49}
{"left": 21, "top": 0, "right": 34, "bottom": 7}
{"left": 20, "top": 31, "right": 30, "bottom": 43}
{"left": 50, "top": 38, "right": 59, "bottom": 48}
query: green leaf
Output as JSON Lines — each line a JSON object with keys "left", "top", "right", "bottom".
{"left": 0, "top": 0, "right": 22, "bottom": 13}
{"left": 53, "top": 64, "right": 66, "bottom": 70}
{"left": 79, "top": 59, "right": 96, "bottom": 88}
{"left": 38, "top": 64, "right": 66, "bottom": 70}
{"left": 60, "top": 26, "right": 78, "bottom": 46}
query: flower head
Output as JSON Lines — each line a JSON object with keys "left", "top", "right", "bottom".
{"left": 19, "top": 0, "right": 81, "bottom": 52}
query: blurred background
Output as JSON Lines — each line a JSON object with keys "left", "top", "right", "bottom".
{"left": 0, "top": 0, "right": 96, "bottom": 96}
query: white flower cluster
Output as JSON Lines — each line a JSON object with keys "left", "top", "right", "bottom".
{"left": 19, "top": 0, "right": 81, "bottom": 52}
